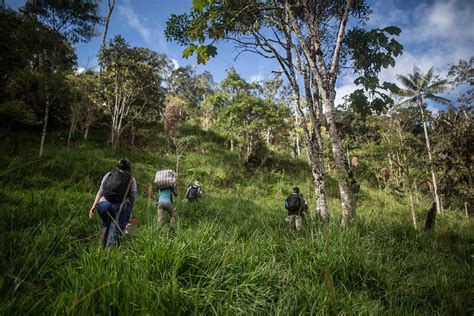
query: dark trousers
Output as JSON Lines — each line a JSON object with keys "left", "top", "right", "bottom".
{"left": 97, "top": 200, "right": 131, "bottom": 247}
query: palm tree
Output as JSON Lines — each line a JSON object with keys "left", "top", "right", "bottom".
{"left": 396, "top": 66, "right": 451, "bottom": 214}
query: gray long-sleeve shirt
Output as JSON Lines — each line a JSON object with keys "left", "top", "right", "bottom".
{"left": 97, "top": 172, "right": 138, "bottom": 209}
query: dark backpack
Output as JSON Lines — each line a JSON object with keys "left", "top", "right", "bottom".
{"left": 103, "top": 171, "right": 132, "bottom": 203}
{"left": 186, "top": 185, "right": 199, "bottom": 202}
{"left": 286, "top": 194, "right": 302, "bottom": 213}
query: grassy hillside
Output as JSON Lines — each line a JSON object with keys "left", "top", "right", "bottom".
{"left": 0, "top": 127, "right": 472, "bottom": 315}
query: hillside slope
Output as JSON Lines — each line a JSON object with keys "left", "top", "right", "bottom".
{"left": 0, "top": 127, "right": 472, "bottom": 315}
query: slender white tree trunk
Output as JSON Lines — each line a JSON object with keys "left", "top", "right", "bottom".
{"left": 39, "top": 89, "right": 51, "bottom": 158}
{"left": 84, "top": 124, "right": 90, "bottom": 140}
{"left": 407, "top": 185, "right": 417, "bottom": 229}
{"left": 67, "top": 117, "right": 76, "bottom": 150}
{"left": 418, "top": 98, "right": 441, "bottom": 214}
{"left": 322, "top": 91, "right": 355, "bottom": 225}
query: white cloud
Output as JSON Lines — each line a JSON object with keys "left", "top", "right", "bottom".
{"left": 336, "top": 0, "right": 474, "bottom": 108}
{"left": 170, "top": 58, "right": 179, "bottom": 70}
{"left": 75, "top": 66, "right": 86, "bottom": 74}
{"left": 117, "top": 0, "right": 168, "bottom": 52}
{"left": 118, "top": 1, "right": 152, "bottom": 42}
{"left": 250, "top": 74, "right": 263, "bottom": 82}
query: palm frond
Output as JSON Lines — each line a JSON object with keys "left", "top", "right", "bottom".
{"left": 396, "top": 74, "right": 417, "bottom": 91}
{"left": 412, "top": 66, "right": 422, "bottom": 86}
{"left": 426, "top": 78, "right": 448, "bottom": 94}
{"left": 398, "top": 96, "right": 417, "bottom": 106}
{"left": 425, "top": 93, "right": 452, "bottom": 106}
{"left": 397, "top": 88, "right": 416, "bottom": 97}
{"left": 420, "top": 67, "right": 434, "bottom": 91}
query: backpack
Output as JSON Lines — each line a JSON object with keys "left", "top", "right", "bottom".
{"left": 286, "top": 194, "right": 302, "bottom": 213}
{"left": 154, "top": 169, "right": 176, "bottom": 189}
{"left": 103, "top": 171, "right": 132, "bottom": 203}
{"left": 186, "top": 185, "right": 199, "bottom": 202}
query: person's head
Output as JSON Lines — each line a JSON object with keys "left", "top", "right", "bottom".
{"left": 194, "top": 180, "right": 201, "bottom": 187}
{"left": 292, "top": 187, "right": 300, "bottom": 194}
{"left": 117, "top": 158, "right": 131, "bottom": 172}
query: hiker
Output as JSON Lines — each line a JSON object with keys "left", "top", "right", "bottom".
{"left": 154, "top": 169, "right": 178, "bottom": 226}
{"left": 89, "top": 159, "right": 137, "bottom": 247}
{"left": 185, "top": 181, "right": 202, "bottom": 203}
{"left": 284, "top": 187, "right": 308, "bottom": 231}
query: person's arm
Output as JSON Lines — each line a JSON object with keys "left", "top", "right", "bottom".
{"left": 89, "top": 192, "right": 101, "bottom": 219}
{"left": 89, "top": 173, "right": 109, "bottom": 219}
{"left": 156, "top": 188, "right": 161, "bottom": 203}
{"left": 173, "top": 185, "right": 178, "bottom": 196}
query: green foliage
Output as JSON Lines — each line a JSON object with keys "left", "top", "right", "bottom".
{"left": 0, "top": 127, "right": 472, "bottom": 315}
{"left": 0, "top": 100, "right": 38, "bottom": 127}
{"left": 167, "top": 66, "right": 215, "bottom": 108}
{"left": 99, "top": 35, "right": 172, "bottom": 148}
{"left": 432, "top": 105, "right": 473, "bottom": 209}
{"left": 345, "top": 27, "right": 403, "bottom": 115}
{"left": 21, "top": 0, "right": 101, "bottom": 43}
{"left": 396, "top": 66, "right": 451, "bottom": 107}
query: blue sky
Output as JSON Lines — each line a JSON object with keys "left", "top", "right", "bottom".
{"left": 6, "top": 0, "right": 474, "bottom": 108}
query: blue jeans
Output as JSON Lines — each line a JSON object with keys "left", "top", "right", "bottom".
{"left": 97, "top": 200, "right": 131, "bottom": 247}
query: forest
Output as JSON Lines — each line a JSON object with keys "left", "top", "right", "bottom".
{"left": 0, "top": 0, "right": 472, "bottom": 314}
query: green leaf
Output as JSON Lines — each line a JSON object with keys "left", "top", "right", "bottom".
{"left": 192, "top": 0, "right": 206, "bottom": 11}
{"left": 382, "top": 82, "right": 400, "bottom": 94}
{"left": 206, "top": 45, "right": 217, "bottom": 58}
{"left": 182, "top": 45, "right": 196, "bottom": 59}
{"left": 382, "top": 26, "right": 401, "bottom": 36}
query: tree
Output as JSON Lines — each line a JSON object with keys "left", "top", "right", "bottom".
{"left": 163, "top": 95, "right": 187, "bottom": 139}
{"left": 396, "top": 66, "right": 451, "bottom": 214}
{"left": 67, "top": 70, "right": 101, "bottom": 147}
{"left": 12, "top": 11, "right": 76, "bottom": 158}
{"left": 432, "top": 105, "right": 473, "bottom": 213}
{"left": 165, "top": 0, "right": 402, "bottom": 224}
{"left": 101, "top": 0, "right": 115, "bottom": 50}
{"left": 16, "top": 0, "right": 101, "bottom": 157}
{"left": 167, "top": 66, "right": 215, "bottom": 109}
{"left": 377, "top": 107, "right": 427, "bottom": 229}
{"left": 22, "top": 0, "right": 101, "bottom": 44}
{"left": 99, "top": 35, "right": 172, "bottom": 149}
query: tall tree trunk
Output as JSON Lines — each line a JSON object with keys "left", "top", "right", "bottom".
{"left": 407, "top": 185, "right": 417, "bottom": 229}
{"left": 305, "top": 77, "right": 329, "bottom": 223}
{"left": 39, "top": 89, "right": 51, "bottom": 158}
{"left": 295, "top": 134, "right": 301, "bottom": 156}
{"left": 294, "top": 110, "right": 301, "bottom": 156}
{"left": 101, "top": 0, "right": 116, "bottom": 50}
{"left": 418, "top": 98, "right": 441, "bottom": 214}
{"left": 84, "top": 124, "right": 90, "bottom": 140}
{"left": 322, "top": 91, "right": 355, "bottom": 225}
{"left": 130, "top": 121, "right": 136, "bottom": 147}
{"left": 285, "top": 0, "right": 355, "bottom": 224}
{"left": 67, "top": 117, "right": 76, "bottom": 150}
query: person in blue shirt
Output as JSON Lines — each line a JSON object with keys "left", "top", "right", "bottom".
{"left": 157, "top": 184, "right": 178, "bottom": 226}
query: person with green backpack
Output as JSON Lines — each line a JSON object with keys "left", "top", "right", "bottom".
{"left": 284, "top": 187, "right": 308, "bottom": 231}
{"left": 89, "top": 159, "right": 137, "bottom": 247}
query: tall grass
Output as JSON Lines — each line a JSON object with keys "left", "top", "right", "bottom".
{"left": 0, "top": 128, "right": 472, "bottom": 315}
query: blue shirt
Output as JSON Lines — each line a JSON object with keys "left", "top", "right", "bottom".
{"left": 158, "top": 187, "right": 173, "bottom": 204}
